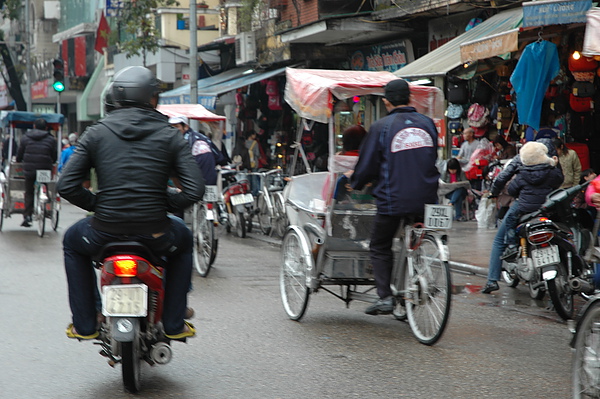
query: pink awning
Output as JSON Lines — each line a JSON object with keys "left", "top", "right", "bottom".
{"left": 284, "top": 68, "right": 444, "bottom": 123}
{"left": 156, "top": 104, "right": 226, "bottom": 122}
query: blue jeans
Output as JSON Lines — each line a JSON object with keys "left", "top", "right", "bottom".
{"left": 487, "top": 202, "right": 520, "bottom": 283}
{"left": 63, "top": 216, "right": 193, "bottom": 336}
{"left": 504, "top": 203, "right": 522, "bottom": 246}
{"left": 445, "top": 187, "right": 467, "bottom": 219}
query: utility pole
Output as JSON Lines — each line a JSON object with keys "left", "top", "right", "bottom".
{"left": 190, "top": 0, "right": 198, "bottom": 106}
{"left": 25, "top": 0, "right": 32, "bottom": 111}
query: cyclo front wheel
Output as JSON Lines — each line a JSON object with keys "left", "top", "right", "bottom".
{"left": 192, "top": 203, "right": 214, "bottom": 277}
{"left": 280, "top": 228, "right": 311, "bottom": 321}
{"left": 573, "top": 300, "right": 600, "bottom": 398}
{"left": 404, "top": 233, "right": 451, "bottom": 345}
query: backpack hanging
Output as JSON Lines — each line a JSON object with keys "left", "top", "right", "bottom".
{"left": 447, "top": 76, "right": 469, "bottom": 104}
{"left": 467, "top": 103, "right": 489, "bottom": 127}
{"left": 573, "top": 81, "right": 596, "bottom": 97}
{"left": 446, "top": 103, "right": 464, "bottom": 119}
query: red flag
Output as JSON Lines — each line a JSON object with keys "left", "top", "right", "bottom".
{"left": 94, "top": 12, "right": 110, "bottom": 54}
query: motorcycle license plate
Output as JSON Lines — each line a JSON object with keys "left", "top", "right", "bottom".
{"left": 424, "top": 204, "right": 453, "bottom": 229}
{"left": 230, "top": 193, "right": 253, "bottom": 206}
{"left": 102, "top": 284, "right": 148, "bottom": 317}
{"left": 203, "top": 185, "right": 220, "bottom": 202}
{"left": 532, "top": 245, "right": 560, "bottom": 268}
{"left": 205, "top": 208, "right": 214, "bottom": 220}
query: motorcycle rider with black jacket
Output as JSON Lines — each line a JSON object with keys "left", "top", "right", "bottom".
{"left": 58, "top": 66, "right": 204, "bottom": 340}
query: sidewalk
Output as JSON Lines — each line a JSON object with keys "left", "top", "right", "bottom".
{"left": 445, "top": 218, "right": 496, "bottom": 277}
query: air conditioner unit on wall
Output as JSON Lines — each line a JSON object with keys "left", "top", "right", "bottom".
{"left": 235, "top": 32, "right": 256, "bottom": 66}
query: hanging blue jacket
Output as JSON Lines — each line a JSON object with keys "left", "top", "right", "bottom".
{"left": 350, "top": 107, "right": 439, "bottom": 216}
{"left": 510, "top": 40, "right": 560, "bottom": 131}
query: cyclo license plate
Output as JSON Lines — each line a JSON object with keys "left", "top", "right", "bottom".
{"left": 102, "top": 284, "right": 148, "bottom": 317}
{"left": 424, "top": 204, "right": 453, "bottom": 229}
{"left": 230, "top": 193, "right": 253, "bottom": 206}
{"left": 532, "top": 245, "right": 560, "bottom": 268}
{"left": 203, "top": 185, "right": 220, "bottom": 202}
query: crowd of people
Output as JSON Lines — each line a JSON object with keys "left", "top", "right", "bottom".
{"left": 3, "top": 67, "right": 598, "bottom": 333}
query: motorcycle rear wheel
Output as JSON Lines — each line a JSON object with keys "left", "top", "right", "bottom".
{"left": 121, "top": 339, "right": 142, "bottom": 393}
{"left": 547, "top": 272, "right": 574, "bottom": 320}
{"left": 235, "top": 209, "right": 246, "bottom": 238}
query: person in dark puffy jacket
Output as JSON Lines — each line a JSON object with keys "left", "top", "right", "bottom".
{"left": 351, "top": 79, "right": 439, "bottom": 315}
{"left": 481, "top": 138, "right": 563, "bottom": 294}
{"left": 58, "top": 66, "right": 204, "bottom": 341}
{"left": 505, "top": 141, "right": 563, "bottom": 245}
{"left": 16, "top": 118, "right": 57, "bottom": 227}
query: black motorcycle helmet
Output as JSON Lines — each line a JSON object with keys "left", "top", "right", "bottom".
{"left": 103, "top": 83, "right": 116, "bottom": 113}
{"left": 112, "top": 66, "right": 161, "bottom": 109}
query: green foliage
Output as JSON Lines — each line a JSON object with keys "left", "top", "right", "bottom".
{"left": 0, "top": 0, "right": 21, "bottom": 20}
{"left": 117, "top": 0, "right": 180, "bottom": 62}
{"left": 239, "top": 0, "right": 261, "bottom": 32}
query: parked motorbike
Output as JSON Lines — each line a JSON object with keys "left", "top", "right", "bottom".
{"left": 95, "top": 241, "right": 188, "bottom": 393}
{"left": 502, "top": 182, "right": 595, "bottom": 320}
{"left": 221, "top": 167, "right": 254, "bottom": 238}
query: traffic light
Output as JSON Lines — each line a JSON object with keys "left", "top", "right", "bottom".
{"left": 52, "top": 58, "right": 65, "bottom": 92}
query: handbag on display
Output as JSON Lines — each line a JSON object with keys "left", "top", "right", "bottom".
{"left": 447, "top": 76, "right": 469, "bottom": 104}
{"left": 568, "top": 54, "right": 598, "bottom": 72}
{"left": 448, "top": 119, "right": 463, "bottom": 134}
{"left": 569, "top": 94, "right": 593, "bottom": 113}
{"left": 572, "top": 81, "right": 596, "bottom": 97}
{"left": 446, "top": 103, "right": 464, "bottom": 119}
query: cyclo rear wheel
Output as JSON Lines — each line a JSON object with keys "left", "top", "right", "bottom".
{"left": 573, "top": 300, "right": 600, "bottom": 398}
{"left": 35, "top": 184, "right": 46, "bottom": 237}
{"left": 404, "top": 233, "right": 451, "bottom": 345}
{"left": 280, "top": 228, "right": 311, "bottom": 321}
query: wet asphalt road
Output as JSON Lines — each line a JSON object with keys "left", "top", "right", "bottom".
{"left": 0, "top": 202, "right": 575, "bottom": 398}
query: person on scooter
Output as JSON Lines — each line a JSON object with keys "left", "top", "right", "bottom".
{"left": 350, "top": 79, "right": 440, "bottom": 315}
{"left": 502, "top": 141, "right": 563, "bottom": 256}
{"left": 58, "top": 66, "right": 204, "bottom": 340}
{"left": 481, "top": 138, "right": 563, "bottom": 293}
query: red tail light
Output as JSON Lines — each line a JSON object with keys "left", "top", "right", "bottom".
{"left": 528, "top": 230, "right": 554, "bottom": 245}
{"left": 113, "top": 256, "right": 138, "bottom": 277}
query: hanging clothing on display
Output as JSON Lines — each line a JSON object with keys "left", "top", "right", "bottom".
{"left": 510, "top": 40, "right": 560, "bottom": 131}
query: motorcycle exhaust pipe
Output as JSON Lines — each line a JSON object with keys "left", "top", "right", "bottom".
{"left": 569, "top": 277, "right": 594, "bottom": 294}
{"left": 150, "top": 342, "right": 173, "bottom": 365}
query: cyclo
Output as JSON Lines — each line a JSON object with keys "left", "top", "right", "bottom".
{"left": 156, "top": 104, "right": 227, "bottom": 277}
{"left": 0, "top": 111, "right": 63, "bottom": 237}
{"left": 278, "top": 68, "right": 451, "bottom": 345}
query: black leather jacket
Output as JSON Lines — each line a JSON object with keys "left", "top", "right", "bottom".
{"left": 57, "top": 107, "right": 204, "bottom": 235}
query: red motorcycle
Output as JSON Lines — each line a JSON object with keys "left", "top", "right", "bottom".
{"left": 220, "top": 168, "right": 254, "bottom": 238}
{"left": 96, "top": 241, "right": 189, "bottom": 393}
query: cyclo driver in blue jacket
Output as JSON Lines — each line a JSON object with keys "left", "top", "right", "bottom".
{"left": 58, "top": 66, "right": 204, "bottom": 341}
{"left": 351, "top": 79, "right": 440, "bottom": 315}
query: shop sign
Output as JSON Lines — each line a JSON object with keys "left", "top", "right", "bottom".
{"left": 434, "top": 118, "right": 446, "bottom": 148}
{"left": 460, "top": 29, "right": 519, "bottom": 63}
{"left": 523, "top": 0, "right": 592, "bottom": 27}
{"left": 350, "top": 40, "right": 414, "bottom": 72}
{"left": 31, "top": 80, "right": 49, "bottom": 100}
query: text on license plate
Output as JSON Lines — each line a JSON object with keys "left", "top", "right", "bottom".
{"left": 424, "top": 204, "right": 453, "bottom": 229}
{"left": 203, "top": 185, "right": 220, "bottom": 202}
{"left": 230, "top": 193, "right": 253, "bottom": 206}
{"left": 102, "top": 284, "right": 148, "bottom": 317}
{"left": 532, "top": 245, "right": 560, "bottom": 268}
